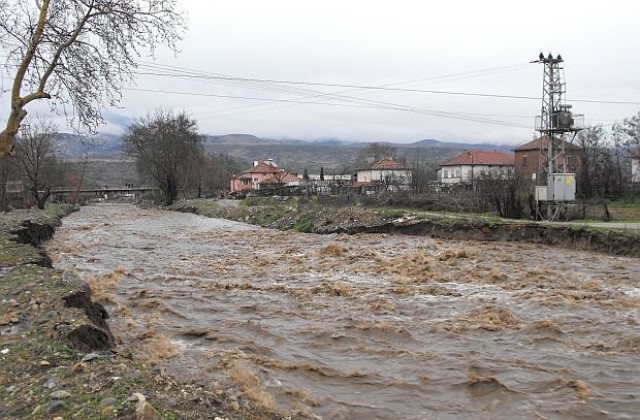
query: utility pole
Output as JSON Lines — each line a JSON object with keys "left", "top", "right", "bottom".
{"left": 534, "top": 53, "right": 582, "bottom": 220}
{"left": 469, "top": 151, "right": 475, "bottom": 191}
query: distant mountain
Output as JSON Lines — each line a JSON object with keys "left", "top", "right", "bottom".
{"left": 55, "top": 132, "right": 123, "bottom": 157}
{"left": 408, "top": 139, "right": 515, "bottom": 153}
{"left": 207, "top": 134, "right": 280, "bottom": 146}
{"left": 53, "top": 132, "right": 517, "bottom": 173}
{"left": 207, "top": 140, "right": 358, "bottom": 173}
{"left": 206, "top": 135, "right": 470, "bottom": 173}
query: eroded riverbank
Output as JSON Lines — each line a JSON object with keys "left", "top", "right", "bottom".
{"left": 1, "top": 205, "right": 281, "bottom": 419}
{"left": 48, "top": 203, "right": 640, "bottom": 419}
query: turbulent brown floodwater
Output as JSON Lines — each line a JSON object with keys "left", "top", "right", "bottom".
{"left": 46, "top": 203, "right": 640, "bottom": 419}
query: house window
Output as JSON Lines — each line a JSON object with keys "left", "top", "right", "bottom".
{"left": 444, "top": 170, "right": 449, "bottom": 179}
{"left": 455, "top": 169, "right": 460, "bottom": 178}
{"left": 523, "top": 155, "right": 529, "bottom": 166}
{"left": 566, "top": 155, "right": 574, "bottom": 170}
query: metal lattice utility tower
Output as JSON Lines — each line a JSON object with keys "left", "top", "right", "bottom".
{"left": 534, "top": 53, "right": 582, "bottom": 221}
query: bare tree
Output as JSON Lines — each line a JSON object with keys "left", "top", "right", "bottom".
{"left": 411, "top": 148, "right": 439, "bottom": 193}
{"left": 614, "top": 111, "right": 640, "bottom": 151}
{"left": 576, "top": 126, "right": 607, "bottom": 198}
{"left": 0, "top": 156, "right": 19, "bottom": 211}
{"left": 122, "top": 109, "right": 204, "bottom": 206}
{"left": 201, "top": 153, "right": 240, "bottom": 197}
{"left": 355, "top": 143, "right": 397, "bottom": 168}
{"left": 475, "top": 167, "right": 524, "bottom": 219}
{"left": 0, "top": 0, "right": 186, "bottom": 157}
{"left": 14, "top": 117, "right": 59, "bottom": 209}
{"left": 614, "top": 111, "right": 640, "bottom": 200}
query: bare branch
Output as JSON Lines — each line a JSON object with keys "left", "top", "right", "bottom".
{"left": 0, "top": 0, "right": 186, "bottom": 157}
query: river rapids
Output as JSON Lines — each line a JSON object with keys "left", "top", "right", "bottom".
{"left": 46, "top": 203, "right": 640, "bottom": 419}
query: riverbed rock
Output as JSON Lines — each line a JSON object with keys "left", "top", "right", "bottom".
{"left": 132, "top": 393, "right": 162, "bottom": 420}
{"left": 50, "top": 390, "right": 72, "bottom": 399}
{"left": 82, "top": 352, "right": 100, "bottom": 362}
{"left": 47, "top": 400, "right": 67, "bottom": 413}
{"left": 42, "top": 378, "right": 58, "bottom": 389}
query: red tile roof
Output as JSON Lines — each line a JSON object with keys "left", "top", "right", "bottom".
{"left": 249, "top": 162, "right": 281, "bottom": 174}
{"left": 513, "top": 136, "right": 578, "bottom": 151}
{"left": 369, "top": 158, "right": 407, "bottom": 169}
{"left": 441, "top": 150, "right": 514, "bottom": 166}
{"left": 261, "top": 172, "right": 301, "bottom": 185}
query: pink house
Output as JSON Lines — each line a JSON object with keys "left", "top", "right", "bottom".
{"left": 230, "top": 160, "right": 300, "bottom": 192}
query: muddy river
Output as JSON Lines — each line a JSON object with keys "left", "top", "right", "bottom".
{"left": 46, "top": 203, "right": 640, "bottom": 419}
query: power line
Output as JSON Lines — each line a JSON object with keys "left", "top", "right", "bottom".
{"left": 133, "top": 62, "right": 537, "bottom": 127}
{"left": 134, "top": 70, "right": 544, "bottom": 101}
{"left": 133, "top": 62, "right": 541, "bottom": 127}
{"left": 133, "top": 62, "right": 640, "bottom": 106}
{"left": 3, "top": 55, "right": 639, "bottom": 106}
{"left": 122, "top": 87, "right": 532, "bottom": 129}
{"left": 3, "top": 53, "right": 638, "bottom": 130}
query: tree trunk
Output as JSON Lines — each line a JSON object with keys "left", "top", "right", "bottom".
{"left": 0, "top": 130, "right": 17, "bottom": 158}
{"left": 163, "top": 176, "right": 178, "bottom": 206}
{"left": 33, "top": 186, "right": 51, "bottom": 209}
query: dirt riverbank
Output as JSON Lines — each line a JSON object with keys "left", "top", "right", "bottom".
{"left": 172, "top": 198, "right": 640, "bottom": 257}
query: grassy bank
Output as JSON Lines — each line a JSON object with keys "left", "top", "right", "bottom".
{"left": 607, "top": 198, "right": 640, "bottom": 221}
{"left": 168, "top": 197, "right": 408, "bottom": 233}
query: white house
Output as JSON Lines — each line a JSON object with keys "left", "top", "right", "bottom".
{"left": 356, "top": 157, "right": 412, "bottom": 190}
{"left": 437, "top": 150, "right": 514, "bottom": 186}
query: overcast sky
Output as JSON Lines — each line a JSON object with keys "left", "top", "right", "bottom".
{"left": 8, "top": 0, "right": 640, "bottom": 145}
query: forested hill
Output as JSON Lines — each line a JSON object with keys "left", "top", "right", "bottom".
{"left": 54, "top": 132, "right": 516, "bottom": 173}
{"left": 206, "top": 134, "right": 515, "bottom": 173}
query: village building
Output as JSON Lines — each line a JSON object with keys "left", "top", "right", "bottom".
{"left": 229, "top": 159, "right": 300, "bottom": 193}
{"left": 437, "top": 150, "right": 514, "bottom": 187}
{"left": 513, "top": 135, "right": 580, "bottom": 193}
{"left": 355, "top": 157, "right": 412, "bottom": 191}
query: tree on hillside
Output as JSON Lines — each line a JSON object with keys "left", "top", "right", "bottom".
{"left": 0, "top": 0, "right": 185, "bottom": 157}
{"left": 13, "top": 117, "right": 60, "bottom": 209}
{"left": 355, "top": 143, "right": 397, "bottom": 168}
{"left": 122, "top": 109, "right": 204, "bottom": 206}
